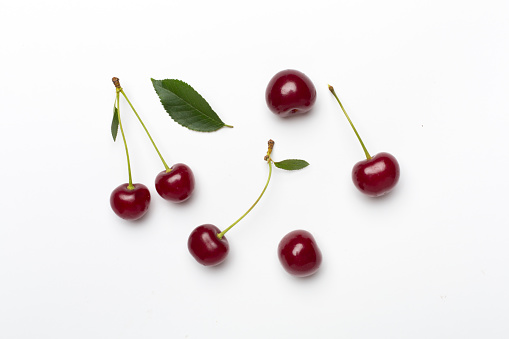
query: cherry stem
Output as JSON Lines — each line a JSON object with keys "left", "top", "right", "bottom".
{"left": 217, "top": 140, "right": 275, "bottom": 239}
{"left": 116, "top": 89, "right": 134, "bottom": 190}
{"left": 120, "top": 89, "right": 171, "bottom": 172}
{"left": 328, "top": 85, "right": 371, "bottom": 160}
{"left": 224, "top": 124, "right": 234, "bottom": 128}
{"left": 112, "top": 77, "right": 171, "bottom": 172}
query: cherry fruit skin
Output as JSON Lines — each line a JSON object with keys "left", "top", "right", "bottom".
{"left": 188, "top": 224, "right": 229, "bottom": 266}
{"left": 265, "top": 69, "right": 317, "bottom": 117}
{"left": 110, "top": 183, "right": 151, "bottom": 220}
{"left": 278, "top": 230, "right": 322, "bottom": 277}
{"left": 155, "top": 163, "right": 195, "bottom": 203}
{"left": 352, "top": 152, "right": 400, "bottom": 197}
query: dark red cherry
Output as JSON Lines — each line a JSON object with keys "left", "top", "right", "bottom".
{"left": 265, "top": 69, "right": 317, "bottom": 117}
{"left": 278, "top": 230, "right": 322, "bottom": 277}
{"left": 110, "top": 183, "right": 151, "bottom": 220}
{"left": 188, "top": 224, "right": 229, "bottom": 266}
{"left": 352, "top": 152, "right": 400, "bottom": 197}
{"left": 155, "top": 163, "right": 195, "bottom": 203}
{"left": 329, "top": 85, "right": 401, "bottom": 197}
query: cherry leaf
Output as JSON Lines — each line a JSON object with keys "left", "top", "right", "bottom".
{"left": 111, "top": 105, "right": 119, "bottom": 141}
{"left": 274, "top": 159, "right": 309, "bottom": 171}
{"left": 151, "top": 78, "right": 232, "bottom": 132}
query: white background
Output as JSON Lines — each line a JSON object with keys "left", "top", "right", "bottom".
{"left": 1, "top": 0, "right": 508, "bottom": 338}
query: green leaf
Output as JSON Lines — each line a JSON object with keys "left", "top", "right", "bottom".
{"left": 151, "top": 78, "right": 232, "bottom": 132}
{"left": 274, "top": 159, "right": 309, "bottom": 171}
{"left": 111, "top": 105, "right": 119, "bottom": 141}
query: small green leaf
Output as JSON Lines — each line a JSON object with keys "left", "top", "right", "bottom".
{"left": 111, "top": 105, "right": 119, "bottom": 141}
{"left": 274, "top": 159, "right": 309, "bottom": 171}
{"left": 151, "top": 78, "right": 232, "bottom": 132}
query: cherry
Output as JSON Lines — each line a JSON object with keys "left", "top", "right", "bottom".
{"left": 352, "top": 152, "right": 400, "bottom": 197}
{"left": 110, "top": 78, "right": 151, "bottom": 220}
{"left": 155, "top": 163, "right": 195, "bottom": 203}
{"left": 110, "top": 183, "right": 151, "bottom": 220}
{"left": 278, "top": 230, "right": 322, "bottom": 277}
{"left": 188, "top": 224, "right": 229, "bottom": 266}
{"left": 329, "top": 85, "right": 400, "bottom": 197}
{"left": 265, "top": 69, "right": 317, "bottom": 117}
{"left": 188, "top": 140, "right": 275, "bottom": 266}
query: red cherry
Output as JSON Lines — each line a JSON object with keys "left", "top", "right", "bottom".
{"left": 266, "top": 69, "right": 317, "bottom": 117}
{"left": 155, "top": 163, "right": 195, "bottom": 203}
{"left": 110, "top": 183, "right": 151, "bottom": 220}
{"left": 329, "top": 85, "right": 400, "bottom": 197}
{"left": 188, "top": 224, "right": 229, "bottom": 266}
{"left": 278, "top": 230, "right": 322, "bottom": 277}
{"left": 352, "top": 152, "right": 400, "bottom": 197}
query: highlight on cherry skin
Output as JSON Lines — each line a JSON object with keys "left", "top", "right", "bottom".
{"left": 278, "top": 230, "right": 322, "bottom": 277}
{"left": 110, "top": 183, "right": 151, "bottom": 220}
{"left": 266, "top": 69, "right": 317, "bottom": 118}
{"left": 155, "top": 163, "right": 195, "bottom": 203}
{"left": 328, "top": 85, "right": 400, "bottom": 197}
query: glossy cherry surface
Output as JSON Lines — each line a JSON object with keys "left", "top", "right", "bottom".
{"left": 278, "top": 230, "right": 322, "bottom": 277}
{"left": 265, "top": 69, "right": 317, "bottom": 117}
{"left": 155, "top": 163, "right": 195, "bottom": 203}
{"left": 352, "top": 152, "right": 400, "bottom": 197}
{"left": 110, "top": 183, "right": 151, "bottom": 220}
{"left": 188, "top": 224, "right": 229, "bottom": 266}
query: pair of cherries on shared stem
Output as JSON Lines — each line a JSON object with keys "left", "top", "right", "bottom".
{"left": 110, "top": 77, "right": 195, "bottom": 220}
{"left": 187, "top": 140, "right": 322, "bottom": 277}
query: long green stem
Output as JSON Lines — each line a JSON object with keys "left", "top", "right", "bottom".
{"left": 328, "top": 85, "right": 371, "bottom": 160}
{"left": 120, "top": 89, "right": 171, "bottom": 172}
{"left": 217, "top": 161, "right": 273, "bottom": 239}
{"left": 117, "top": 89, "right": 134, "bottom": 189}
